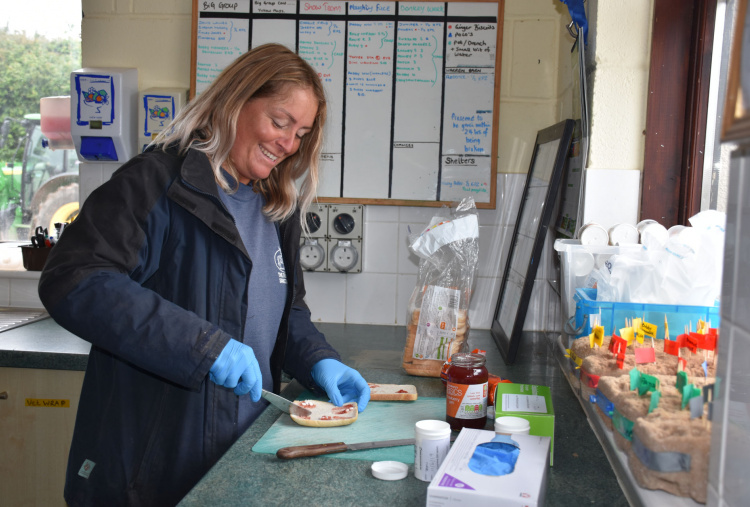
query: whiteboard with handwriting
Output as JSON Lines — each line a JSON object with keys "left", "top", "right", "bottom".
{"left": 192, "top": 0, "right": 502, "bottom": 207}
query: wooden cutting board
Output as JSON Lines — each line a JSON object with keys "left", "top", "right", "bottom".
{"left": 252, "top": 392, "right": 446, "bottom": 463}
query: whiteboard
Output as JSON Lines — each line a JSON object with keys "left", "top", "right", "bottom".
{"left": 190, "top": 0, "right": 503, "bottom": 207}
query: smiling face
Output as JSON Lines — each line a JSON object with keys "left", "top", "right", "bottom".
{"left": 229, "top": 86, "right": 319, "bottom": 184}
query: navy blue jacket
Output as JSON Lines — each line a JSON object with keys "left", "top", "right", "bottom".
{"left": 38, "top": 148, "right": 339, "bottom": 506}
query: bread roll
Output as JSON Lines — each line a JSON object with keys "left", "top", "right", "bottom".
{"left": 289, "top": 400, "right": 358, "bottom": 427}
{"left": 368, "top": 383, "right": 418, "bottom": 401}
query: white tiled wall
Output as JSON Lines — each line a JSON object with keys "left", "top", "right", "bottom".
{"left": 304, "top": 172, "right": 562, "bottom": 331}
{"left": 708, "top": 148, "right": 750, "bottom": 507}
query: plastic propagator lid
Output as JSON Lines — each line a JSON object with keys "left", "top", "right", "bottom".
{"left": 371, "top": 461, "right": 409, "bottom": 481}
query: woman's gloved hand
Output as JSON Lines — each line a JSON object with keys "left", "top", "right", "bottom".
{"left": 209, "top": 338, "right": 262, "bottom": 401}
{"left": 311, "top": 358, "right": 370, "bottom": 412}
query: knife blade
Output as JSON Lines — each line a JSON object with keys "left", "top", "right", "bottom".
{"left": 276, "top": 438, "right": 416, "bottom": 459}
{"left": 276, "top": 434, "right": 456, "bottom": 459}
{"left": 261, "top": 389, "right": 312, "bottom": 418}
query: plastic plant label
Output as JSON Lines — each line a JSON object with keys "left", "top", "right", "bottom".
{"left": 592, "top": 325, "right": 604, "bottom": 347}
{"left": 637, "top": 373, "right": 660, "bottom": 396}
{"left": 629, "top": 368, "right": 641, "bottom": 391}
{"left": 634, "top": 347, "right": 656, "bottom": 364}
{"left": 640, "top": 321, "right": 657, "bottom": 337}
{"left": 676, "top": 370, "right": 688, "bottom": 391}
{"left": 413, "top": 285, "right": 460, "bottom": 361}
{"left": 663, "top": 338, "right": 680, "bottom": 356}
{"left": 648, "top": 390, "right": 661, "bottom": 414}
{"left": 681, "top": 384, "right": 702, "bottom": 410}
{"left": 620, "top": 326, "right": 635, "bottom": 346}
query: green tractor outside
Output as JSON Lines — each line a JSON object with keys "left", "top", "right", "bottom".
{"left": 0, "top": 114, "right": 79, "bottom": 241}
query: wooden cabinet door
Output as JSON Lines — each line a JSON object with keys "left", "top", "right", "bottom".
{"left": 0, "top": 367, "right": 84, "bottom": 507}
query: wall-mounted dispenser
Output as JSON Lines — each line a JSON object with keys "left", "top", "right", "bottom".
{"left": 137, "top": 88, "right": 188, "bottom": 152}
{"left": 70, "top": 68, "right": 138, "bottom": 163}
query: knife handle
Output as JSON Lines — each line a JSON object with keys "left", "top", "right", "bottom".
{"left": 276, "top": 442, "right": 349, "bottom": 459}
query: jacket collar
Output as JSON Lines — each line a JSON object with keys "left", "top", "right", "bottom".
{"left": 180, "top": 148, "right": 223, "bottom": 199}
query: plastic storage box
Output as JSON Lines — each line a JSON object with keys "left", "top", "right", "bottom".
{"left": 553, "top": 239, "right": 643, "bottom": 342}
{"left": 572, "top": 287, "right": 720, "bottom": 340}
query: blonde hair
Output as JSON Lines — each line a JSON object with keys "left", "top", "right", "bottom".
{"left": 154, "top": 43, "right": 327, "bottom": 227}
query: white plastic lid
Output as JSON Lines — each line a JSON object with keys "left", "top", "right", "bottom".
{"left": 371, "top": 461, "right": 409, "bottom": 481}
{"left": 608, "top": 223, "right": 639, "bottom": 245}
{"left": 639, "top": 222, "right": 669, "bottom": 249}
{"left": 579, "top": 223, "right": 609, "bottom": 246}
{"left": 494, "top": 416, "right": 531, "bottom": 435}
{"left": 415, "top": 419, "right": 451, "bottom": 439}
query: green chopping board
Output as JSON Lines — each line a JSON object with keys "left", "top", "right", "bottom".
{"left": 252, "top": 392, "right": 446, "bottom": 463}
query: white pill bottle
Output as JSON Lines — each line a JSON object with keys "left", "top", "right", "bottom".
{"left": 414, "top": 419, "right": 452, "bottom": 481}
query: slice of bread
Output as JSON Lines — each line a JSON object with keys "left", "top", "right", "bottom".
{"left": 368, "top": 383, "right": 418, "bottom": 401}
{"left": 289, "top": 400, "right": 358, "bottom": 427}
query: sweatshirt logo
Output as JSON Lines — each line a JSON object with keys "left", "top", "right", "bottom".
{"left": 275, "top": 248, "right": 287, "bottom": 284}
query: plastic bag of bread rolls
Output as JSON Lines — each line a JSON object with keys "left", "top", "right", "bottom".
{"left": 402, "top": 198, "right": 479, "bottom": 377}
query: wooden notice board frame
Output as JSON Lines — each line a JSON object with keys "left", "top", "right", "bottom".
{"left": 190, "top": 0, "right": 503, "bottom": 208}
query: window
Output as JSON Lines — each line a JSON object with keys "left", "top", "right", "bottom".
{"left": 0, "top": 1, "right": 81, "bottom": 269}
{"left": 642, "top": 0, "right": 734, "bottom": 224}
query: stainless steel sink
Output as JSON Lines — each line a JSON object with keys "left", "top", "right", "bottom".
{"left": 0, "top": 308, "right": 49, "bottom": 332}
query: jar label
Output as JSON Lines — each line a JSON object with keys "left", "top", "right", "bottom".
{"left": 446, "top": 382, "right": 488, "bottom": 419}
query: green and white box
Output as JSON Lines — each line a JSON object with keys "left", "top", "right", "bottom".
{"left": 495, "top": 383, "right": 555, "bottom": 465}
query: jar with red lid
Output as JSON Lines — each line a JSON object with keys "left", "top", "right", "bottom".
{"left": 445, "top": 352, "right": 489, "bottom": 431}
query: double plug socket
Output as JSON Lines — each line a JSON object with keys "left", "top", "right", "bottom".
{"left": 299, "top": 204, "right": 363, "bottom": 273}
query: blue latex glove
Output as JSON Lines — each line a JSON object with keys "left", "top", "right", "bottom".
{"left": 468, "top": 435, "right": 521, "bottom": 476}
{"left": 209, "top": 338, "right": 262, "bottom": 401}
{"left": 311, "top": 358, "right": 370, "bottom": 412}
{"left": 561, "top": 0, "right": 588, "bottom": 45}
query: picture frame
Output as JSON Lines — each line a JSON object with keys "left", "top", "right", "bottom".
{"left": 722, "top": 0, "right": 750, "bottom": 141}
{"left": 490, "top": 119, "right": 575, "bottom": 364}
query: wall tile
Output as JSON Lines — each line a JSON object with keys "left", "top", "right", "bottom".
{"left": 365, "top": 205, "right": 399, "bottom": 223}
{"left": 304, "top": 271, "right": 346, "bottom": 323}
{"left": 399, "top": 206, "right": 442, "bottom": 224}
{"left": 510, "top": 19, "right": 558, "bottom": 99}
{"left": 477, "top": 223, "right": 511, "bottom": 279}
{"left": 396, "top": 274, "right": 418, "bottom": 326}
{"left": 10, "top": 279, "right": 43, "bottom": 308}
{"left": 363, "top": 222, "right": 399, "bottom": 273}
{"left": 522, "top": 279, "right": 549, "bottom": 331}
{"left": 397, "top": 223, "right": 421, "bottom": 275}
{"left": 82, "top": 0, "right": 116, "bottom": 15}
{"left": 500, "top": 19, "right": 513, "bottom": 99}
{"left": 79, "top": 163, "right": 105, "bottom": 203}
{"left": 468, "top": 276, "right": 500, "bottom": 329}
{"left": 133, "top": 0, "right": 193, "bottom": 15}
{"left": 82, "top": 17, "right": 192, "bottom": 89}
{"left": 496, "top": 101, "right": 557, "bottom": 174}
{"left": 505, "top": 0, "right": 565, "bottom": 17}
{"left": 345, "top": 273, "right": 398, "bottom": 325}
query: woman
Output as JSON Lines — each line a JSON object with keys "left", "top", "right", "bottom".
{"left": 39, "top": 43, "right": 370, "bottom": 506}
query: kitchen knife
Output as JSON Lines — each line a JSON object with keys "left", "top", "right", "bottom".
{"left": 276, "top": 434, "right": 457, "bottom": 459}
{"left": 261, "top": 389, "right": 312, "bottom": 418}
{"left": 276, "top": 438, "right": 416, "bottom": 459}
